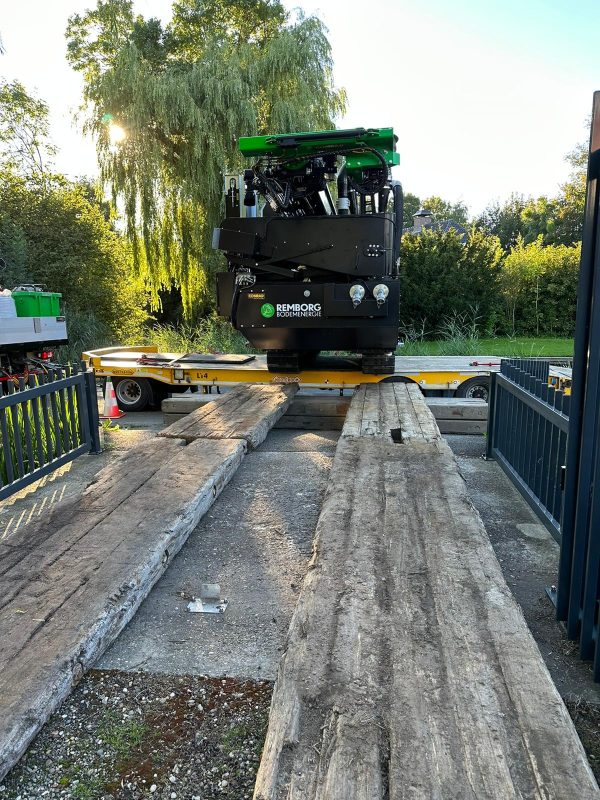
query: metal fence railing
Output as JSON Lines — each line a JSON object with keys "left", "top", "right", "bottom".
{"left": 0, "top": 365, "right": 101, "bottom": 501}
{"left": 486, "top": 358, "right": 570, "bottom": 542}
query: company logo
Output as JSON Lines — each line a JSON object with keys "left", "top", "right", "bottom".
{"left": 260, "top": 303, "right": 275, "bottom": 318}
{"left": 276, "top": 303, "right": 322, "bottom": 318}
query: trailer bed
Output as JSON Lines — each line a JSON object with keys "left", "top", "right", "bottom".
{"left": 84, "top": 346, "right": 500, "bottom": 392}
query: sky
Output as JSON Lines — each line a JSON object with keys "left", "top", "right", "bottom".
{"left": 1, "top": 0, "right": 599, "bottom": 215}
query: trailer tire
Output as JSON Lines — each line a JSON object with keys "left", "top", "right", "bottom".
{"left": 455, "top": 376, "right": 490, "bottom": 402}
{"left": 150, "top": 380, "right": 170, "bottom": 406}
{"left": 113, "top": 377, "right": 153, "bottom": 411}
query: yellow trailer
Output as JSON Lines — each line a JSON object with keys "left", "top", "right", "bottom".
{"left": 83, "top": 346, "right": 500, "bottom": 412}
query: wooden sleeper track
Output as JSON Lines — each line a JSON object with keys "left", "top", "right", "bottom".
{"left": 254, "top": 383, "right": 599, "bottom": 800}
{"left": 0, "top": 384, "right": 296, "bottom": 782}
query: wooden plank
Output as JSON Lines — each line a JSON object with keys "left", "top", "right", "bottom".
{"left": 162, "top": 411, "right": 193, "bottom": 425}
{"left": 341, "top": 383, "right": 441, "bottom": 443}
{"left": 162, "top": 393, "right": 350, "bottom": 416}
{"left": 426, "top": 397, "right": 488, "bottom": 420}
{"left": 0, "top": 437, "right": 244, "bottom": 781}
{"left": 159, "top": 384, "right": 297, "bottom": 448}
{"left": 255, "top": 387, "right": 598, "bottom": 800}
{"left": 1, "top": 437, "right": 185, "bottom": 556}
{"left": 162, "top": 394, "right": 218, "bottom": 414}
{"left": 164, "top": 412, "right": 345, "bottom": 431}
{"left": 437, "top": 418, "right": 487, "bottom": 435}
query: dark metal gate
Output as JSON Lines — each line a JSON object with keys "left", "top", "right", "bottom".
{"left": 489, "top": 93, "right": 600, "bottom": 680}
{"left": 557, "top": 90, "right": 600, "bottom": 679}
{"left": 0, "top": 365, "right": 101, "bottom": 501}
{"left": 486, "top": 358, "right": 569, "bottom": 542}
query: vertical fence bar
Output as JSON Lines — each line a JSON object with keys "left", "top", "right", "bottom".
{"left": 65, "top": 364, "right": 80, "bottom": 447}
{"left": 84, "top": 369, "right": 102, "bottom": 454}
{"left": 20, "top": 377, "right": 36, "bottom": 475}
{"left": 47, "top": 369, "right": 64, "bottom": 459}
{"left": 55, "top": 368, "right": 72, "bottom": 453}
{"left": 39, "top": 373, "right": 54, "bottom": 463}
{"left": 7, "top": 382, "right": 25, "bottom": 479}
{"left": 28, "top": 374, "right": 46, "bottom": 469}
{"left": 0, "top": 399, "right": 15, "bottom": 485}
{"left": 486, "top": 371, "right": 498, "bottom": 459}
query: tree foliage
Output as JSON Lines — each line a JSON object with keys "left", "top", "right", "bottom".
{"left": 399, "top": 227, "right": 580, "bottom": 338}
{"left": 0, "top": 80, "right": 56, "bottom": 182}
{"left": 476, "top": 193, "right": 528, "bottom": 250}
{"left": 0, "top": 169, "right": 148, "bottom": 344}
{"left": 501, "top": 237, "right": 580, "bottom": 336}
{"left": 401, "top": 191, "right": 469, "bottom": 230}
{"left": 400, "top": 228, "right": 503, "bottom": 333}
{"left": 420, "top": 195, "right": 469, "bottom": 226}
{"left": 66, "top": 0, "right": 346, "bottom": 315}
{"left": 477, "top": 144, "right": 587, "bottom": 251}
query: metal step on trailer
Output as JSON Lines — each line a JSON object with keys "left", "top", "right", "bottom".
{"left": 161, "top": 391, "right": 489, "bottom": 434}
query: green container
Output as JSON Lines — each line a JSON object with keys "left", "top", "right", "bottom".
{"left": 12, "top": 290, "right": 62, "bottom": 317}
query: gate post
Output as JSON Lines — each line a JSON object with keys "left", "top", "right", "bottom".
{"left": 485, "top": 369, "right": 498, "bottom": 461}
{"left": 84, "top": 369, "right": 102, "bottom": 454}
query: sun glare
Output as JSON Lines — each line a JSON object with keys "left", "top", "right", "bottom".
{"left": 108, "top": 123, "right": 126, "bottom": 145}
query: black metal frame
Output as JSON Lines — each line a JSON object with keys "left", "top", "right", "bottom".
{"left": 556, "top": 91, "right": 600, "bottom": 678}
{"left": 0, "top": 364, "right": 101, "bottom": 501}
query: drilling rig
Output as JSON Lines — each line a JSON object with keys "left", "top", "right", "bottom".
{"left": 214, "top": 127, "right": 402, "bottom": 374}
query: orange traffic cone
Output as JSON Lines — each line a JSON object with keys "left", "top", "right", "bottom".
{"left": 100, "top": 379, "right": 126, "bottom": 419}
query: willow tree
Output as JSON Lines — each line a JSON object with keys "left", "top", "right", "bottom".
{"left": 66, "top": 0, "right": 346, "bottom": 316}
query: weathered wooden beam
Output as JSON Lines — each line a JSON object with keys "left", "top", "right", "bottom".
{"left": 341, "top": 382, "right": 441, "bottom": 443}
{"left": 0, "top": 384, "right": 296, "bottom": 782}
{"left": 436, "top": 418, "right": 487, "bottom": 434}
{"left": 0, "top": 436, "right": 245, "bottom": 781}
{"left": 426, "top": 397, "right": 488, "bottom": 420}
{"left": 162, "top": 391, "right": 488, "bottom": 434}
{"left": 159, "top": 384, "right": 297, "bottom": 448}
{"left": 254, "top": 385, "right": 598, "bottom": 799}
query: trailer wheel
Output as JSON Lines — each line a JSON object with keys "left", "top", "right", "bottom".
{"left": 456, "top": 376, "right": 490, "bottom": 402}
{"left": 113, "top": 377, "right": 152, "bottom": 411}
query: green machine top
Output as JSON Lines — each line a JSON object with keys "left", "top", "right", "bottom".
{"left": 238, "top": 127, "right": 399, "bottom": 171}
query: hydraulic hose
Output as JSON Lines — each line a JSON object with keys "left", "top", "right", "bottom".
{"left": 392, "top": 181, "right": 404, "bottom": 276}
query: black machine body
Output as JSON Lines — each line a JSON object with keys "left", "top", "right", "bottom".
{"left": 214, "top": 128, "right": 403, "bottom": 374}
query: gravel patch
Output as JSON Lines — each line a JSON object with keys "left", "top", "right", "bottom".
{"left": 566, "top": 698, "right": 600, "bottom": 781}
{"left": 0, "top": 670, "right": 271, "bottom": 800}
